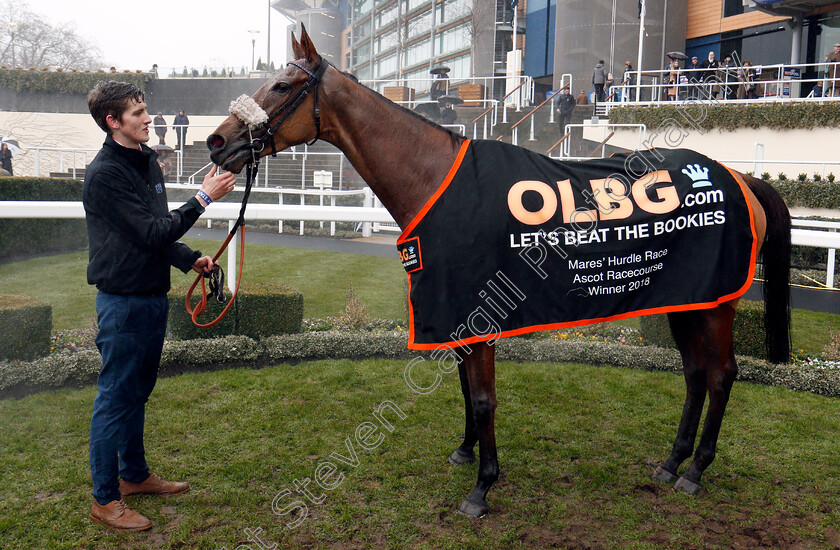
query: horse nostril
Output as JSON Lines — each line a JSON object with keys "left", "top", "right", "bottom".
{"left": 207, "top": 134, "right": 225, "bottom": 150}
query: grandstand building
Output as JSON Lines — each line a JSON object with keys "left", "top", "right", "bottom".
{"left": 272, "top": 0, "right": 840, "bottom": 99}
{"left": 273, "top": 0, "right": 524, "bottom": 98}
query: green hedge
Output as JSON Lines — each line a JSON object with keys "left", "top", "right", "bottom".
{"left": 0, "top": 68, "right": 147, "bottom": 95}
{"left": 0, "top": 177, "right": 87, "bottom": 260}
{"left": 168, "top": 282, "right": 303, "bottom": 340}
{"left": 770, "top": 180, "right": 840, "bottom": 210}
{"left": 3, "top": 332, "right": 839, "bottom": 399}
{"left": 640, "top": 300, "right": 767, "bottom": 359}
{"left": 0, "top": 295, "right": 52, "bottom": 361}
{"left": 608, "top": 103, "right": 840, "bottom": 132}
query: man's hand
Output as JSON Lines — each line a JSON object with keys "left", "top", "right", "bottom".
{"left": 192, "top": 256, "right": 217, "bottom": 275}
{"left": 200, "top": 165, "right": 236, "bottom": 202}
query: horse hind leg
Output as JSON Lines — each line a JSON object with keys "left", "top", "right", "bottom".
{"left": 653, "top": 310, "right": 708, "bottom": 485}
{"left": 448, "top": 358, "right": 478, "bottom": 465}
{"left": 674, "top": 306, "right": 738, "bottom": 494}
{"left": 654, "top": 306, "right": 737, "bottom": 494}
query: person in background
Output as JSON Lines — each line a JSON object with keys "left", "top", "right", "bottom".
{"left": 0, "top": 143, "right": 13, "bottom": 175}
{"left": 430, "top": 72, "right": 449, "bottom": 101}
{"left": 686, "top": 56, "right": 702, "bottom": 99}
{"left": 592, "top": 59, "right": 609, "bottom": 103}
{"left": 719, "top": 55, "right": 737, "bottom": 100}
{"left": 827, "top": 43, "right": 840, "bottom": 97}
{"left": 173, "top": 108, "right": 189, "bottom": 150}
{"left": 604, "top": 71, "right": 615, "bottom": 100}
{"left": 699, "top": 51, "right": 721, "bottom": 98}
{"left": 576, "top": 89, "right": 590, "bottom": 105}
{"left": 83, "top": 80, "right": 236, "bottom": 532}
{"left": 623, "top": 61, "right": 636, "bottom": 101}
{"left": 153, "top": 113, "right": 167, "bottom": 145}
{"left": 555, "top": 88, "right": 576, "bottom": 134}
{"left": 667, "top": 60, "right": 681, "bottom": 101}
{"left": 440, "top": 100, "right": 457, "bottom": 125}
{"left": 737, "top": 60, "right": 758, "bottom": 99}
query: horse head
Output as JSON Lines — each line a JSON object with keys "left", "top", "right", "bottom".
{"left": 207, "top": 25, "right": 327, "bottom": 174}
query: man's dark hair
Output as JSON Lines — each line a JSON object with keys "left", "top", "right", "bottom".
{"left": 87, "top": 80, "right": 145, "bottom": 134}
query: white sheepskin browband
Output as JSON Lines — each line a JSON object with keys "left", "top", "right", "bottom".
{"left": 229, "top": 94, "right": 269, "bottom": 130}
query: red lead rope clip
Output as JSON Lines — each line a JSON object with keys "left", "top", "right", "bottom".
{"left": 185, "top": 227, "right": 245, "bottom": 328}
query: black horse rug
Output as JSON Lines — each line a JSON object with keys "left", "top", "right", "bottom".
{"left": 396, "top": 140, "right": 758, "bottom": 350}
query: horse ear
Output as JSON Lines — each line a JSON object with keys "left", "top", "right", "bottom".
{"left": 299, "top": 23, "right": 320, "bottom": 63}
{"left": 291, "top": 32, "right": 303, "bottom": 60}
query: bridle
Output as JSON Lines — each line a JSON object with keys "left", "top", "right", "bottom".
{"left": 186, "top": 58, "right": 327, "bottom": 327}
{"left": 252, "top": 60, "right": 329, "bottom": 155}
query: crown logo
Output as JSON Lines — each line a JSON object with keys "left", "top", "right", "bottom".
{"left": 681, "top": 164, "right": 712, "bottom": 188}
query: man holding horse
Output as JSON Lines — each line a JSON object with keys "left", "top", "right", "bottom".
{"left": 83, "top": 80, "right": 236, "bottom": 531}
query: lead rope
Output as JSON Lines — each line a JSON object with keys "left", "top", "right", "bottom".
{"left": 185, "top": 132, "right": 259, "bottom": 327}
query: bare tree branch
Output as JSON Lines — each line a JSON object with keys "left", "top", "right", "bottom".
{"left": 0, "top": 1, "right": 103, "bottom": 69}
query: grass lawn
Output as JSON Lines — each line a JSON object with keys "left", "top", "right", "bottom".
{"left": 1, "top": 359, "right": 839, "bottom": 549}
{"left": 0, "top": 239, "right": 838, "bottom": 356}
{"left": 0, "top": 238, "right": 408, "bottom": 330}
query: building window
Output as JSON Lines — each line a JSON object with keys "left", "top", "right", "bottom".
{"left": 407, "top": 10, "right": 433, "bottom": 39}
{"left": 378, "top": 4, "right": 398, "bottom": 27}
{"left": 437, "top": 0, "right": 471, "bottom": 26}
{"left": 723, "top": 0, "right": 754, "bottom": 18}
{"left": 376, "top": 54, "right": 398, "bottom": 77}
{"left": 354, "top": 0, "right": 373, "bottom": 18}
{"left": 353, "top": 20, "right": 371, "bottom": 42}
{"left": 435, "top": 23, "right": 471, "bottom": 55}
{"left": 356, "top": 64, "right": 372, "bottom": 81}
{"left": 356, "top": 43, "right": 371, "bottom": 64}
{"left": 407, "top": 0, "right": 429, "bottom": 15}
{"left": 447, "top": 53, "right": 471, "bottom": 79}
{"left": 403, "top": 38, "right": 432, "bottom": 68}
{"left": 376, "top": 30, "right": 398, "bottom": 55}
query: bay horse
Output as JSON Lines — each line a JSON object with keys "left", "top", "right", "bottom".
{"left": 207, "top": 27, "right": 791, "bottom": 517}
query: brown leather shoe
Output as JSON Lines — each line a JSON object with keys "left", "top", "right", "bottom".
{"left": 89, "top": 499, "right": 152, "bottom": 531}
{"left": 119, "top": 473, "right": 190, "bottom": 497}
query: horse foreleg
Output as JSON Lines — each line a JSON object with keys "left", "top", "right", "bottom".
{"left": 654, "top": 311, "right": 708, "bottom": 483}
{"left": 456, "top": 342, "right": 498, "bottom": 517}
{"left": 448, "top": 359, "right": 478, "bottom": 465}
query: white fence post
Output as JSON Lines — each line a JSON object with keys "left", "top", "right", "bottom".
{"left": 828, "top": 229, "right": 837, "bottom": 288}
{"left": 278, "top": 191, "right": 284, "bottom": 234}
{"left": 362, "top": 187, "right": 373, "bottom": 238}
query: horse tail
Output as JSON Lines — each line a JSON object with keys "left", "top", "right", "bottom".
{"left": 745, "top": 174, "right": 791, "bottom": 363}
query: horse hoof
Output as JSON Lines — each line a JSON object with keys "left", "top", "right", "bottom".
{"left": 458, "top": 498, "right": 489, "bottom": 518}
{"left": 652, "top": 465, "right": 678, "bottom": 484}
{"left": 448, "top": 449, "right": 476, "bottom": 466}
{"left": 674, "top": 476, "right": 702, "bottom": 495}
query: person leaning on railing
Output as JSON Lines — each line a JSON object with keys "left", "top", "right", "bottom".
{"left": 667, "top": 60, "right": 680, "bottom": 102}
{"left": 737, "top": 60, "right": 758, "bottom": 100}
{"left": 719, "top": 55, "right": 737, "bottom": 100}
{"left": 827, "top": 43, "right": 840, "bottom": 97}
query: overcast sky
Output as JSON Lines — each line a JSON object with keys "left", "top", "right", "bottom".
{"left": 21, "top": 0, "right": 294, "bottom": 73}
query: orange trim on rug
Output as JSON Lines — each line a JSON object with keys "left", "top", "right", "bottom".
{"left": 404, "top": 161, "right": 760, "bottom": 351}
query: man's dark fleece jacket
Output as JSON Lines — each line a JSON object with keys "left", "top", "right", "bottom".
{"left": 83, "top": 135, "right": 204, "bottom": 295}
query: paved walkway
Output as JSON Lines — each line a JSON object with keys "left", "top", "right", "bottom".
{"left": 185, "top": 227, "right": 398, "bottom": 259}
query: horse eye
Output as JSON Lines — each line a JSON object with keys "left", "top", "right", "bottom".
{"left": 274, "top": 82, "right": 292, "bottom": 94}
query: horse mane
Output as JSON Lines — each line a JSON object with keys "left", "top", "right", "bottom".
{"left": 336, "top": 69, "right": 464, "bottom": 150}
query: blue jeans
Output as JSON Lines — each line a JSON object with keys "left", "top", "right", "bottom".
{"left": 90, "top": 291, "right": 168, "bottom": 505}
